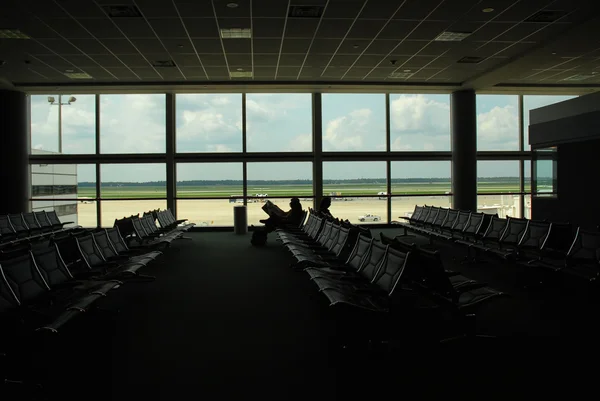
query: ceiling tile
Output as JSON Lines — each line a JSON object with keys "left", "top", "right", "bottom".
{"left": 252, "top": 0, "right": 290, "bottom": 18}
{"left": 148, "top": 18, "right": 189, "bottom": 38}
{"left": 199, "top": 54, "right": 227, "bottom": 66}
{"left": 217, "top": 18, "right": 252, "bottom": 30}
{"left": 101, "top": 38, "right": 140, "bottom": 54}
{"left": 253, "top": 38, "right": 282, "bottom": 53}
{"left": 346, "top": 19, "right": 388, "bottom": 39}
{"left": 193, "top": 39, "right": 225, "bottom": 53}
{"left": 58, "top": 0, "right": 112, "bottom": 18}
{"left": 252, "top": 18, "right": 285, "bottom": 38}
{"left": 277, "top": 66, "right": 301, "bottom": 77}
{"left": 279, "top": 54, "right": 307, "bottom": 66}
{"left": 284, "top": 18, "right": 320, "bottom": 38}
{"left": 390, "top": 40, "right": 429, "bottom": 56}
{"left": 401, "top": 55, "right": 437, "bottom": 68}
{"left": 173, "top": 1, "right": 215, "bottom": 18}
{"left": 254, "top": 66, "right": 276, "bottom": 77}
{"left": 343, "top": 66, "right": 370, "bottom": 79}
{"left": 330, "top": 54, "right": 359, "bottom": 67}
{"left": 324, "top": 0, "right": 367, "bottom": 19}
{"left": 360, "top": 1, "right": 405, "bottom": 19}
{"left": 222, "top": 40, "right": 251, "bottom": 53}
{"left": 36, "top": 39, "right": 85, "bottom": 55}
{"left": 281, "top": 39, "right": 312, "bottom": 54}
{"left": 378, "top": 20, "right": 419, "bottom": 40}
{"left": 63, "top": 54, "right": 98, "bottom": 67}
{"left": 91, "top": 54, "right": 126, "bottom": 68}
{"left": 128, "top": 38, "right": 164, "bottom": 54}
{"left": 42, "top": 18, "right": 95, "bottom": 39}
{"left": 136, "top": 0, "right": 180, "bottom": 18}
{"left": 227, "top": 54, "right": 252, "bottom": 65}
{"left": 112, "top": 18, "right": 156, "bottom": 38}
{"left": 171, "top": 54, "right": 202, "bottom": 67}
{"left": 352, "top": 54, "right": 387, "bottom": 67}
{"left": 407, "top": 20, "right": 452, "bottom": 41}
{"left": 335, "top": 39, "right": 373, "bottom": 54}
{"left": 179, "top": 67, "right": 207, "bottom": 78}
{"left": 254, "top": 54, "right": 279, "bottom": 66}
{"left": 33, "top": 55, "right": 77, "bottom": 71}
{"left": 427, "top": 0, "right": 482, "bottom": 21}
{"left": 130, "top": 67, "right": 162, "bottom": 79}
{"left": 159, "top": 38, "right": 196, "bottom": 53}
{"left": 67, "top": 38, "right": 112, "bottom": 54}
{"left": 365, "top": 39, "right": 403, "bottom": 55}
{"left": 16, "top": 20, "right": 62, "bottom": 39}
{"left": 106, "top": 67, "right": 146, "bottom": 80}
{"left": 310, "top": 39, "right": 343, "bottom": 54}
{"left": 117, "top": 54, "right": 151, "bottom": 67}
{"left": 78, "top": 67, "right": 118, "bottom": 80}
{"left": 182, "top": 18, "right": 219, "bottom": 37}
{"left": 79, "top": 19, "right": 125, "bottom": 39}
{"left": 316, "top": 19, "right": 354, "bottom": 38}
{"left": 160, "top": 68, "right": 185, "bottom": 80}
{"left": 492, "top": 0, "right": 556, "bottom": 23}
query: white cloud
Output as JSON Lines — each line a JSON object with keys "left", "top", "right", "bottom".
{"left": 323, "top": 108, "right": 373, "bottom": 151}
{"left": 477, "top": 105, "right": 519, "bottom": 150}
{"left": 389, "top": 94, "right": 450, "bottom": 151}
{"left": 286, "top": 134, "right": 312, "bottom": 151}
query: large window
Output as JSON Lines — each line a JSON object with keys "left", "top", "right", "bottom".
{"left": 476, "top": 95, "right": 519, "bottom": 151}
{"left": 246, "top": 162, "right": 312, "bottom": 225}
{"left": 176, "top": 163, "right": 243, "bottom": 226}
{"left": 523, "top": 95, "right": 577, "bottom": 149}
{"left": 477, "top": 161, "right": 520, "bottom": 218}
{"left": 389, "top": 94, "right": 450, "bottom": 151}
{"left": 100, "top": 94, "right": 166, "bottom": 154}
{"left": 176, "top": 94, "right": 242, "bottom": 153}
{"left": 323, "top": 161, "right": 387, "bottom": 224}
{"left": 99, "top": 164, "right": 166, "bottom": 227}
{"left": 322, "top": 94, "right": 386, "bottom": 152}
{"left": 246, "top": 94, "right": 312, "bottom": 152}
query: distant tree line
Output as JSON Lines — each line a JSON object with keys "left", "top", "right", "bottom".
{"left": 78, "top": 177, "right": 521, "bottom": 186}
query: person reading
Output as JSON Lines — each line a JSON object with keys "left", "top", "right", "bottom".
{"left": 260, "top": 197, "right": 304, "bottom": 231}
{"left": 318, "top": 196, "right": 333, "bottom": 218}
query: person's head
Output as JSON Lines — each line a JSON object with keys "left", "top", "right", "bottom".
{"left": 320, "top": 196, "right": 331, "bottom": 210}
{"left": 289, "top": 197, "right": 302, "bottom": 210}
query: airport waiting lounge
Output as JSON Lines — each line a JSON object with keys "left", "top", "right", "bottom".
{"left": 2, "top": 0, "right": 600, "bottom": 399}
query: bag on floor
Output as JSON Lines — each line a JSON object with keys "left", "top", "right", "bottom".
{"left": 251, "top": 229, "right": 268, "bottom": 247}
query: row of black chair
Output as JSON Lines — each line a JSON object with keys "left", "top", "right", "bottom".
{"left": 275, "top": 209, "right": 505, "bottom": 343}
{"left": 0, "top": 210, "right": 77, "bottom": 247}
{"left": 394, "top": 205, "right": 600, "bottom": 284}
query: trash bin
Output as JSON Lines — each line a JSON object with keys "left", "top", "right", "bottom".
{"left": 233, "top": 205, "right": 248, "bottom": 235}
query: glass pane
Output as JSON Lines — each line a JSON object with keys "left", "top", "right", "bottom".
{"left": 322, "top": 94, "right": 386, "bottom": 151}
{"left": 477, "top": 195, "right": 521, "bottom": 218}
{"left": 524, "top": 195, "right": 532, "bottom": 219}
{"left": 392, "top": 196, "right": 451, "bottom": 221}
{"left": 100, "top": 164, "right": 166, "bottom": 198}
{"left": 177, "top": 200, "right": 235, "bottom": 227}
{"left": 477, "top": 161, "right": 520, "bottom": 193}
{"left": 389, "top": 94, "right": 450, "bottom": 151}
{"left": 30, "top": 164, "right": 96, "bottom": 228}
{"left": 534, "top": 147, "right": 556, "bottom": 196}
{"left": 523, "top": 95, "right": 577, "bottom": 149}
{"left": 391, "top": 161, "right": 451, "bottom": 195}
{"left": 476, "top": 95, "right": 519, "bottom": 151}
{"left": 177, "top": 163, "right": 242, "bottom": 198}
{"left": 176, "top": 94, "right": 242, "bottom": 153}
{"left": 100, "top": 200, "right": 167, "bottom": 228}
{"left": 324, "top": 161, "right": 387, "bottom": 224}
{"left": 246, "top": 94, "right": 312, "bottom": 152}
{"left": 524, "top": 160, "right": 531, "bottom": 193}
{"left": 246, "top": 162, "right": 313, "bottom": 225}
{"left": 100, "top": 94, "right": 165, "bottom": 153}
{"left": 31, "top": 94, "right": 59, "bottom": 153}
{"left": 61, "top": 94, "right": 95, "bottom": 154}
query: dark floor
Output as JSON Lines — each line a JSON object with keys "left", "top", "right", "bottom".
{"left": 15, "top": 229, "right": 600, "bottom": 400}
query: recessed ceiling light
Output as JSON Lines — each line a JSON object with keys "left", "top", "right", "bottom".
{"left": 220, "top": 28, "right": 251, "bottom": 39}
{"left": 352, "top": 44, "right": 359, "bottom": 49}
{"left": 65, "top": 69, "right": 74, "bottom": 73}
{"left": 177, "top": 44, "right": 184, "bottom": 48}
{"left": 551, "top": 52, "right": 557, "bottom": 55}
{"left": 236, "top": 68, "right": 244, "bottom": 71}
{"left": 403, "top": 69, "right": 411, "bottom": 72}
{"left": 227, "top": 2, "right": 239, "bottom": 8}
{"left": 434, "top": 31, "right": 471, "bottom": 42}
{"left": 482, "top": 8, "right": 495, "bottom": 13}
{"left": 388, "top": 72, "right": 413, "bottom": 79}
{"left": 64, "top": 72, "right": 93, "bottom": 79}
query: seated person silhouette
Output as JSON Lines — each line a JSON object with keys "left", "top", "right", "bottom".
{"left": 318, "top": 196, "right": 333, "bottom": 218}
{"left": 260, "top": 197, "right": 304, "bottom": 232}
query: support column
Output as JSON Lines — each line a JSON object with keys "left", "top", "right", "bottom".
{"left": 0, "top": 89, "right": 30, "bottom": 213}
{"left": 451, "top": 90, "right": 477, "bottom": 212}
{"left": 165, "top": 93, "right": 176, "bottom": 215}
{"left": 312, "top": 93, "right": 323, "bottom": 210}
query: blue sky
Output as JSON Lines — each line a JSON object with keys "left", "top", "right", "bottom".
{"left": 30, "top": 93, "right": 575, "bottom": 182}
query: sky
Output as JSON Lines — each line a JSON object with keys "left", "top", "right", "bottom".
{"left": 29, "top": 93, "right": 575, "bottom": 182}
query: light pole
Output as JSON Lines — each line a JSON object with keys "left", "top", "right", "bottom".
{"left": 47, "top": 95, "right": 76, "bottom": 153}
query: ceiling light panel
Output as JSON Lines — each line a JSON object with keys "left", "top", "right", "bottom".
{"left": 388, "top": 72, "right": 414, "bottom": 79}
{"left": 434, "top": 31, "right": 471, "bottom": 42}
{"left": 562, "top": 74, "right": 594, "bottom": 81}
{"left": 229, "top": 71, "right": 253, "bottom": 78}
{"left": 64, "top": 72, "right": 93, "bottom": 79}
{"left": 220, "top": 28, "right": 252, "bottom": 39}
{"left": 0, "top": 29, "right": 30, "bottom": 39}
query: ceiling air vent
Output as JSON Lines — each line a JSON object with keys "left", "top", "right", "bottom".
{"left": 434, "top": 31, "right": 471, "bottom": 42}
{"left": 152, "top": 60, "right": 176, "bottom": 67}
{"left": 525, "top": 10, "right": 565, "bottom": 23}
{"left": 288, "top": 5, "right": 324, "bottom": 18}
{"left": 230, "top": 71, "right": 253, "bottom": 78}
{"left": 64, "top": 72, "right": 93, "bottom": 79}
{"left": 457, "top": 56, "right": 486, "bottom": 64}
{"left": 102, "top": 5, "right": 142, "bottom": 18}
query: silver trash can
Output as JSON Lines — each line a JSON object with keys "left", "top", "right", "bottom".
{"left": 233, "top": 205, "right": 248, "bottom": 235}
